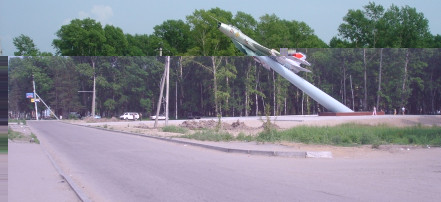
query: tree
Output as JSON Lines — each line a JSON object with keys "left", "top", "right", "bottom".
{"left": 13, "top": 34, "right": 39, "bottom": 56}
{"left": 153, "top": 20, "right": 191, "bottom": 55}
{"left": 186, "top": 8, "right": 236, "bottom": 56}
{"left": 53, "top": 18, "right": 106, "bottom": 56}
{"left": 335, "top": 3, "right": 432, "bottom": 48}
{"left": 103, "top": 25, "right": 128, "bottom": 56}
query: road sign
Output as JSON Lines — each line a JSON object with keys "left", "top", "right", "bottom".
{"left": 35, "top": 99, "right": 40, "bottom": 102}
{"left": 31, "top": 99, "right": 34, "bottom": 102}
{"left": 26, "top": 93, "right": 34, "bottom": 98}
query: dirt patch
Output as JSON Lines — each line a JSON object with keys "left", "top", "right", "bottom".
{"left": 8, "top": 123, "right": 36, "bottom": 143}
{"left": 180, "top": 120, "right": 218, "bottom": 130}
{"left": 83, "top": 117, "right": 120, "bottom": 123}
{"left": 179, "top": 119, "right": 258, "bottom": 133}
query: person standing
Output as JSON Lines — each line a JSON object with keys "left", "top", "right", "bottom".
{"left": 372, "top": 106, "right": 377, "bottom": 116}
{"left": 402, "top": 106, "right": 405, "bottom": 115}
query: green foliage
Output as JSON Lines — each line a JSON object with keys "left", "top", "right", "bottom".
{"left": 182, "top": 130, "right": 233, "bottom": 142}
{"left": 335, "top": 3, "right": 432, "bottom": 48}
{"left": 162, "top": 126, "right": 188, "bottom": 134}
{"left": 257, "top": 104, "right": 280, "bottom": 142}
{"left": 236, "top": 132, "right": 254, "bottom": 142}
{"left": 53, "top": 18, "right": 106, "bottom": 56}
{"left": 8, "top": 127, "right": 24, "bottom": 140}
{"left": 30, "top": 133, "right": 40, "bottom": 144}
{"left": 277, "top": 124, "right": 441, "bottom": 146}
{"left": 13, "top": 34, "right": 40, "bottom": 56}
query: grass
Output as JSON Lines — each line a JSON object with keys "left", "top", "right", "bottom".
{"left": 30, "top": 133, "right": 40, "bottom": 144}
{"left": 162, "top": 125, "right": 188, "bottom": 134}
{"left": 8, "top": 128, "right": 40, "bottom": 144}
{"left": 8, "top": 127, "right": 24, "bottom": 140}
{"left": 181, "top": 129, "right": 234, "bottom": 142}
{"left": 8, "top": 119, "right": 26, "bottom": 125}
{"left": 236, "top": 132, "right": 254, "bottom": 142}
{"left": 260, "top": 123, "right": 441, "bottom": 146}
{"left": 178, "top": 123, "right": 441, "bottom": 147}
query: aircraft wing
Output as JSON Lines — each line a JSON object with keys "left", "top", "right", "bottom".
{"left": 253, "top": 43, "right": 275, "bottom": 56}
{"left": 232, "top": 40, "right": 258, "bottom": 56}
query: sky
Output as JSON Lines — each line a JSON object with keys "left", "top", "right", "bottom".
{"left": 1, "top": 0, "right": 440, "bottom": 56}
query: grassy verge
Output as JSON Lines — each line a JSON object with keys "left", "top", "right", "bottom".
{"left": 8, "top": 119, "right": 26, "bottom": 125}
{"left": 30, "top": 133, "right": 40, "bottom": 144}
{"left": 260, "top": 123, "right": 441, "bottom": 146}
{"left": 8, "top": 127, "right": 40, "bottom": 144}
{"left": 179, "top": 123, "right": 441, "bottom": 147}
{"left": 162, "top": 125, "right": 188, "bottom": 134}
{"left": 181, "top": 130, "right": 234, "bottom": 142}
{"left": 8, "top": 127, "right": 24, "bottom": 140}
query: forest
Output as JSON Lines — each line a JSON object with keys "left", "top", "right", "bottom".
{"left": 8, "top": 3, "right": 441, "bottom": 118}
{"left": 8, "top": 49, "right": 441, "bottom": 119}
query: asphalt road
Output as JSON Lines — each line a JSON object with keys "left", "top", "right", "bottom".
{"left": 28, "top": 121, "right": 441, "bottom": 202}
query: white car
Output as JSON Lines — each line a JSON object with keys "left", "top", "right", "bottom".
{"left": 120, "top": 112, "right": 139, "bottom": 120}
{"left": 150, "top": 114, "right": 166, "bottom": 120}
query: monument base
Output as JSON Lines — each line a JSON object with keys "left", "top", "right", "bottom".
{"left": 318, "top": 111, "right": 385, "bottom": 116}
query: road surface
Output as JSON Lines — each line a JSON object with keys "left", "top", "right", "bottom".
{"left": 28, "top": 121, "right": 441, "bottom": 202}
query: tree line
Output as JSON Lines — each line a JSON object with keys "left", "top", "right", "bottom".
{"left": 8, "top": 49, "right": 441, "bottom": 119}
{"left": 12, "top": 3, "right": 441, "bottom": 57}
{"left": 8, "top": 3, "right": 441, "bottom": 118}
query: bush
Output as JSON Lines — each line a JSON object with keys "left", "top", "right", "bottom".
{"left": 236, "top": 132, "right": 254, "bottom": 142}
{"left": 162, "top": 125, "right": 188, "bottom": 134}
{"left": 182, "top": 130, "right": 233, "bottom": 142}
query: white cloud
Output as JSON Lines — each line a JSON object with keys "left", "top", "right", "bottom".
{"left": 77, "top": 5, "right": 113, "bottom": 24}
{"left": 91, "top": 5, "right": 113, "bottom": 22}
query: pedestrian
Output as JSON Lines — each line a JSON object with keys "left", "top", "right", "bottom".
{"left": 402, "top": 106, "right": 405, "bottom": 115}
{"left": 372, "top": 106, "right": 377, "bottom": 116}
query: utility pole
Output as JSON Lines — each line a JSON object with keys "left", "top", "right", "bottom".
{"left": 91, "top": 59, "right": 96, "bottom": 117}
{"left": 165, "top": 56, "right": 170, "bottom": 125}
{"left": 154, "top": 59, "right": 167, "bottom": 128}
{"left": 32, "top": 75, "right": 38, "bottom": 120}
{"left": 175, "top": 81, "right": 178, "bottom": 120}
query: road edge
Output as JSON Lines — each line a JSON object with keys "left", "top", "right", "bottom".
{"left": 62, "top": 121, "right": 332, "bottom": 159}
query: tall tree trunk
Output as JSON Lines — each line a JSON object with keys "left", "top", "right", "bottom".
{"left": 363, "top": 48, "right": 368, "bottom": 111}
{"left": 255, "top": 64, "right": 259, "bottom": 116}
{"left": 245, "top": 59, "right": 251, "bottom": 117}
{"left": 211, "top": 56, "right": 221, "bottom": 116}
{"left": 273, "top": 70, "right": 276, "bottom": 116}
{"left": 343, "top": 59, "right": 347, "bottom": 105}
{"left": 179, "top": 56, "right": 184, "bottom": 115}
{"left": 350, "top": 75, "right": 355, "bottom": 111}
{"left": 376, "top": 48, "right": 383, "bottom": 109}
{"left": 91, "top": 58, "right": 96, "bottom": 116}
{"left": 401, "top": 49, "right": 410, "bottom": 106}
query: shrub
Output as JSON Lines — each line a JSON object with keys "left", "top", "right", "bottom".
{"left": 162, "top": 125, "right": 188, "bottom": 134}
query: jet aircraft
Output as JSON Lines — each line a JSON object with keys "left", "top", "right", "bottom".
{"left": 217, "top": 22, "right": 311, "bottom": 73}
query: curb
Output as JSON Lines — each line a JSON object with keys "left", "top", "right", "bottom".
{"left": 40, "top": 141, "right": 92, "bottom": 202}
{"left": 61, "top": 121, "right": 332, "bottom": 159}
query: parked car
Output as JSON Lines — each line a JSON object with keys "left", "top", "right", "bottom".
{"left": 120, "top": 112, "right": 139, "bottom": 120}
{"left": 150, "top": 114, "right": 166, "bottom": 120}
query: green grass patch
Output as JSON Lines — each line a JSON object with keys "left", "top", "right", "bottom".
{"left": 30, "top": 133, "right": 40, "bottom": 144}
{"left": 273, "top": 123, "right": 441, "bottom": 146}
{"left": 8, "top": 127, "right": 24, "bottom": 140}
{"left": 162, "top": 125, "right": 189, "bottom": 134}
{"left": 181, "top": 130, "right": 233, "bottom": 142}
{"left": 8, "top": 119, "right": 26, "bottom": 125}
{"left": 236, "top": 132, "right": 254, "bottom": 142}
